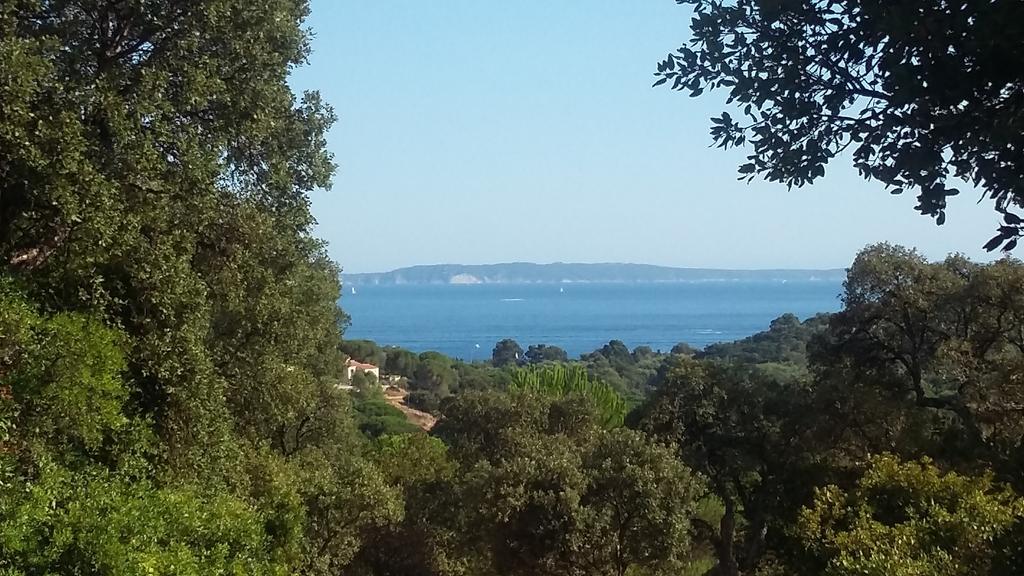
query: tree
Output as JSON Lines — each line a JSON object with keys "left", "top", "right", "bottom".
{"left": 671, "top": 342, "right": 698, "bottom": 356}
{"left": 341, "top": 340, "right": 387, "bottom": 368}
{"left": 638, "top": 357, "right": 824, "bottom": 576}
{"left": 413, "top": 352, "right": 458, "bottom": 396}
{"left": 1, "top": 0, "right": 344, "bottom": 482}
{"left": 455, "top": 361, "right": 513, "bottom": 393}
{"left": 701, "top": 313, "right": 828, "bottom": 366}
{"left": 632, "top": 345, "right": 656, "bottom": 360}
{"left": 350, "top": 369, "right": 379, "bottom": 391}
{"left": 491, "top": 339, "right": 523, "bottom": 367}
{"left": 343, "top": 435, "right": 465, "bottom": 576}
{"left": 0, "top": 280, "right": 296, "bottom": 573}
{"left": 433, "top": 391, "right": 592, "bottom": 466}
{"left": 0, "top": 466, "right": 281, "bottom": 575}
{"left": 510, "top": 364, "right": 627, "bottom": 428}
{"left": 352, "top": 399, "right": 420, "bottom": 439}
{"left": 0, "top": 281, "right": 130, "bottom": 463}
{"left": 0, "top": 2, "right": 399, "bottom": 573}
{"left": 470, "top": 429, "right": 704, "bottom": 576}
{"left": 587, "top": 340, "right": 632, "bottom": 367}
{"left": 385, "top": 346, "right": 421, "bottom": 379}
{"left": 524, "top": 344, "right": 569, "bottom": 364}
{"left": 294, "top": 451, "right": 404, "bottom": 576}
{"left": 579, "top": 428, "right": 706, "bottom": 576}
{"left": 655, "top": 0, "right": 1024, "bottom": 250}
{"left": 579, "top": 340, "right": 668, "bottom": 405}
{"left": 812, "top": 244, "right": 1024, "bottom": 483}
{"left": 797, "top": 454, "right": 1024, "bottom": 576}
{"left": 436, "top": 391, "right": 705, "bottom": 576}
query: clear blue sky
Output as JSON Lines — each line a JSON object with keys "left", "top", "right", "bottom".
{"left": 289, "top": 1, "right": 998, "bottom": 274}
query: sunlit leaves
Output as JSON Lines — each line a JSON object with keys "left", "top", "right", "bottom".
{"left": 798, "top": 455, "right": 1024, "bottom": 576}
{"left": 510, "top": 364, "right": 627, "bottom": 428}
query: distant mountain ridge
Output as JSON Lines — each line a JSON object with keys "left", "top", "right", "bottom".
{"left": 343, "top": 263, "right": 845, "bottom": 286}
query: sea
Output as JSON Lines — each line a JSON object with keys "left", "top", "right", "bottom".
{"left": 340, "top": 281, "right": 844, "bottom": 360}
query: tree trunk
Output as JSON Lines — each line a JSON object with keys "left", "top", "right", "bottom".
{"left": 740, "top": 510, "right": 768, "bottom": 573}
{"left": 713, "top": 498, "right": 740, "bottom": 576}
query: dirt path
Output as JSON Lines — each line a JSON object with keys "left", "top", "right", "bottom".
{"left": 383, "top": 387, "right": 437, "bottom": 431}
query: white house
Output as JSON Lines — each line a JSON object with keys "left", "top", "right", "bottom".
{"left": 345, "top": 358, "right": 380, "bottom": 380}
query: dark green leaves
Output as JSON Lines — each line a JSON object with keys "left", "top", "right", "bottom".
{"left": 655, "top": 0, "right": 1024, "bottom": 251}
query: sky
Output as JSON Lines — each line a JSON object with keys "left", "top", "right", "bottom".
{"left": 289, "top": 1, "right": 1000, "bottom": 274}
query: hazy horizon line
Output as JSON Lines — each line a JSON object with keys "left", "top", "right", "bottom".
{"left": 342, "top": 261, "right": 850, "bottom": 276}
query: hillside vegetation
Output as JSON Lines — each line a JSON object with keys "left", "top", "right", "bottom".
{"left": 2, "top": 2, "right": 1024, "bottom": 576}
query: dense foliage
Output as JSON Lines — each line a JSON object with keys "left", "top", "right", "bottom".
{"left": 633, "top": 245, "right": 1024, "bottom": 575}
{"left": 798, "top": 455, "right": 1023, "bottom": 576}
{"left": 1, "top": 1, "right": 389, "bottom": 573}
{"left": 509, "top": 364, "right": 627, "bottom": 428}
{"left": 4, "top": 1, "right": 1024, "bottom": 574}
{"left": 429, "top": 392, "right": 706, "bottom": 576}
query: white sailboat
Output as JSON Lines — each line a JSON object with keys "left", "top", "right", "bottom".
{"left": 351, "top": 286, "right": 357, "bottom": 295}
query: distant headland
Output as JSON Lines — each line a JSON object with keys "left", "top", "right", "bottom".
{"left": 342, "top": 263, "right": 846, "bottom": 286}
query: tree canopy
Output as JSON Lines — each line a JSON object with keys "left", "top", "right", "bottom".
{"left": 798, "top": 455, "right": 1024, "bottom": 576}
{"left": 433, "top": 391, "right": 706, "bottom": 576}
{"left": 655, "top": 0, "right": 1024, "bottom": 251}
{"left": 491, "top": 338, "right": 524, "bottom": 367}
{"left": 0, "top": 2, "right": 395, "bottom": 572}
{"left": 5, "top": 0, "right": 1024, "bottom": 572}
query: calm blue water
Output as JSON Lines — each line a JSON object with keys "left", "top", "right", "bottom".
{"left": 341, "top": 282, "right": 843, "bottom": 359}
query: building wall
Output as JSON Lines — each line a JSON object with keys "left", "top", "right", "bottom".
{"left": 345, "top": 365, "right": 379, "bottom": 380}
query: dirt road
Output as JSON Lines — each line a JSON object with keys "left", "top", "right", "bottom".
{"left": 383, "top": 387, "right": 437, "bottom": 431}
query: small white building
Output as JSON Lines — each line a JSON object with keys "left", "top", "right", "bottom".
{"left": 345, "top": 359, "right": 380, "bottom": 380}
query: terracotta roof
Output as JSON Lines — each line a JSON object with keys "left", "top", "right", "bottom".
{"left": 345, "top": 359, "right": 378, "bottom": 370}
